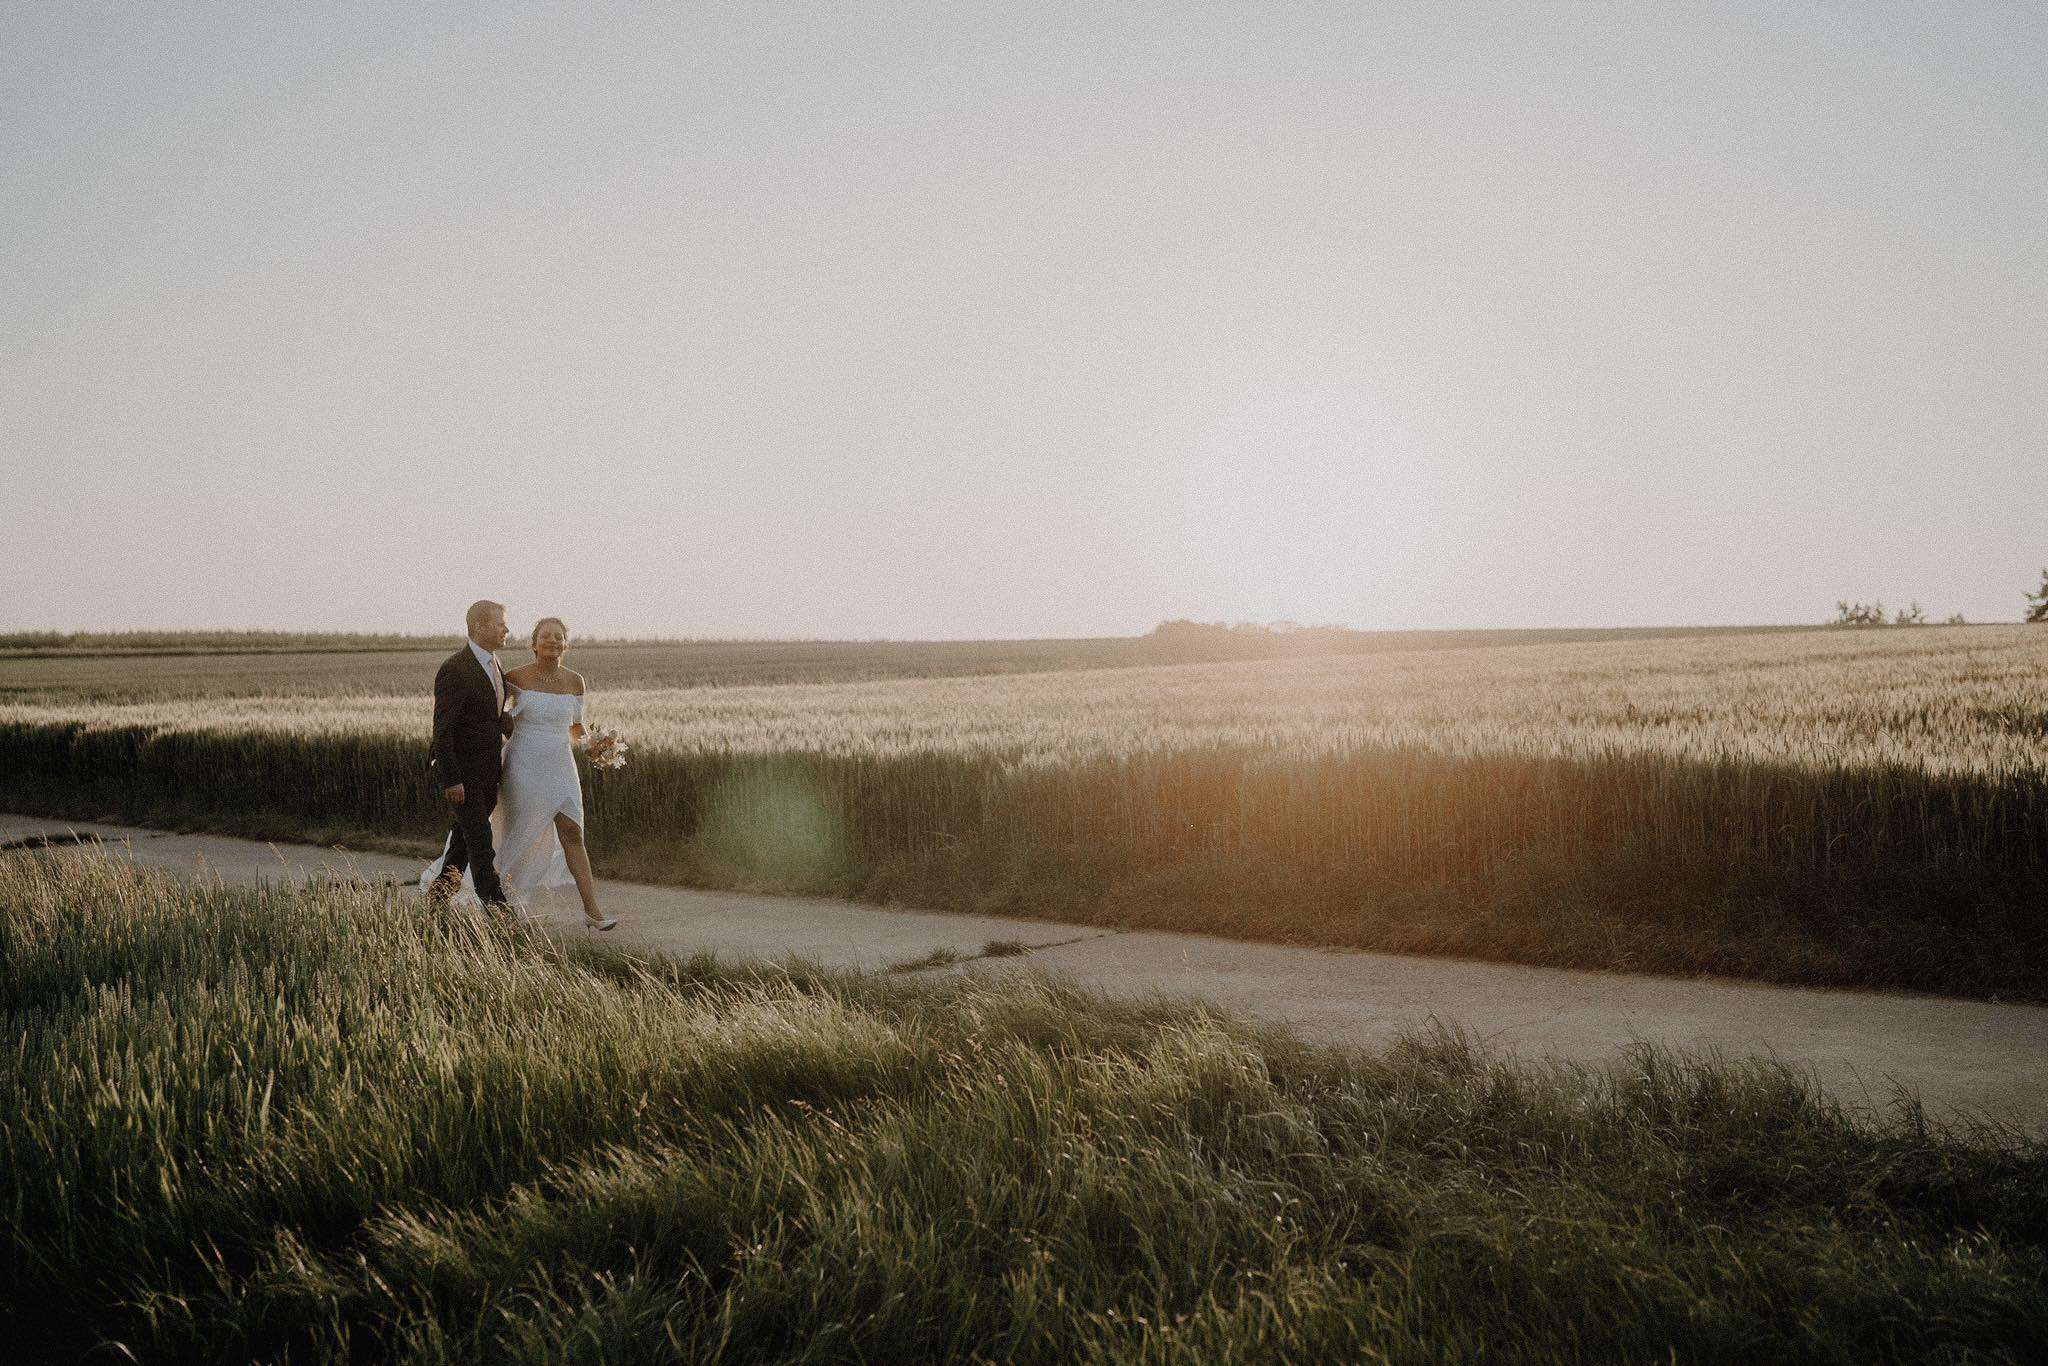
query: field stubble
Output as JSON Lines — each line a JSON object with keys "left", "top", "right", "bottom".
{"left": 3, "top": 625, "right": 2044, "bottom": 999}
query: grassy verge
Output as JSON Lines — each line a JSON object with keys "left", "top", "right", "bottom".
{"left": 4, "top": 719, "right": 2045, "bottom": 1001}
{"left": 4, "top": 850, "right": 2045, "bottom": 1362}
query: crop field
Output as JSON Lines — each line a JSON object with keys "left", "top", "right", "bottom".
{"left": 5, "top": 853, "right": 2044, "bottom": 1362}
{"left": 0, "top": 635, "right": 1159, "bottom": 701}
{"left": 0, "top": 623, "right": 1816, "bottom": 702}
{"left": 3, "top": 625, "right": 2044, "bottom": 999}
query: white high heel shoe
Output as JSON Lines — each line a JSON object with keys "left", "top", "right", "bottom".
{"left": 584, "top": 915, "right": 619, "bottom": 932}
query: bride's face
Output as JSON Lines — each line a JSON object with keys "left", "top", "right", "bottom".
{"left": 533, "top": 623, "right": 568, "bottom": 662}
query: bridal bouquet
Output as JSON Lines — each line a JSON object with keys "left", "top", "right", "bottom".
{"left": 583, "top": 724, "right": 629, "bottom": 770}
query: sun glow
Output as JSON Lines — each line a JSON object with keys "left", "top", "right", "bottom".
{"left": 1176, "top": 378, "right": 1447, "bottom": 625}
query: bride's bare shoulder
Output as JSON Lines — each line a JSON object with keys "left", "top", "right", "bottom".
{"left": 567, "top": 669, "right": 586, "bottom": 695}
{"left": 503, "top": 662, "right": 538, "bottom": 685}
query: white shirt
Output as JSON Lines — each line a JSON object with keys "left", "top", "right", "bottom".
{"left": 468, "top": 638, "right": 504, "bottom": 709}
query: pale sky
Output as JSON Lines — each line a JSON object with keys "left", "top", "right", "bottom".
{"left": 5, "top": 1, "right": 2043, "bottom": 637}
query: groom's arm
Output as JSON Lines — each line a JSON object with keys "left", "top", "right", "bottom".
{"left": 431, "top": 659, "right": 467, "bottom": 786}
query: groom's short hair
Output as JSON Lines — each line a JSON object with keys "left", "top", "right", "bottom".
{"left": 465, "top": 600, "right": 505, "bottom": 633}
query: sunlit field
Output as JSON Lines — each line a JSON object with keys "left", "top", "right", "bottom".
{"left": 5, "top": 852, "right": 2043, "bottom": 1363}
{"left": 0, "top": 624, "right": 1815, "bottom": 702}
{"left": 3, "top": 625, "right": 2044, "bottom": 998}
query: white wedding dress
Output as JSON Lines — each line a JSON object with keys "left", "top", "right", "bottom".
{"left": 419, "top": 688, "right": 584, "bottom": 917}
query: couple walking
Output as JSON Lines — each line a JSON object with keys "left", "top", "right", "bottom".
{"left": 419, "top": 599, "right": 619, "bottom": 930}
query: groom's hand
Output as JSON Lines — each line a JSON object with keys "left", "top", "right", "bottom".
{"left": 443, "top": 783, "right": 466, "bottom": 805}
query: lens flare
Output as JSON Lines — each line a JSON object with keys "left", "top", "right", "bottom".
{"left": 699, "top": 766, "right": 847, "bottom": 884}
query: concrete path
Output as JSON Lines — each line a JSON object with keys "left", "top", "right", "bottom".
{"left": 7, "top": 814, "right": 2045, "bottom": 1137}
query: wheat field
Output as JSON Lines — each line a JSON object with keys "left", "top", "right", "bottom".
{"left": 4, "top": 625, "right": 2044, "bottom": 997}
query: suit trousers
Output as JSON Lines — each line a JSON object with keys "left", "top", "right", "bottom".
{"left": 439, "top": 778, "right": 508, "bottom": 907}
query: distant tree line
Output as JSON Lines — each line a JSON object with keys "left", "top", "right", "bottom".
{"left": 1145, "top": 619, "right": 1375, "bottom": 661}
{"left": 1832, "top": 569, "right": 2048, "bottom": 628}
{"left": 1830, "top": 601, "right": 1941, "bottom": 627}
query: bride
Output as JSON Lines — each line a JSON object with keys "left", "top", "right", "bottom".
{"left": 420, "top": 616, "right": 618, "bottom": 930}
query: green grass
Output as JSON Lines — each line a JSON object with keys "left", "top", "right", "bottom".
{"left": 4, "top": 851, "right": 2045, "bottom": 1363}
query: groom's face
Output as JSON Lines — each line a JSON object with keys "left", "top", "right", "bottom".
{"left": 472, "top": 608, "right": 509, "bottom": 651}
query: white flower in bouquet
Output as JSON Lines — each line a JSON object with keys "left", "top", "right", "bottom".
{"left": 583, "top": 724, "right": 629, "bottom": 770}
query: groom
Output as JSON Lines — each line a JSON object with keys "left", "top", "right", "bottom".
{"left": 427, "top": 599, "right": 514, "bottom": 912}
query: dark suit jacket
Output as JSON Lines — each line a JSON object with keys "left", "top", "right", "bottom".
{"left": 431, "top": 646, "right": 507, "bottom": 789}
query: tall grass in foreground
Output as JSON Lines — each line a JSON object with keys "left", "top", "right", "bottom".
{"left": 4, "top": 853, "right": 2047, "bottom": 1364}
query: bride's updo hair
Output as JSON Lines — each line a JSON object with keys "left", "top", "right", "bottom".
{"left": 531, "top": 616, "right": 569, "bottom": 649}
